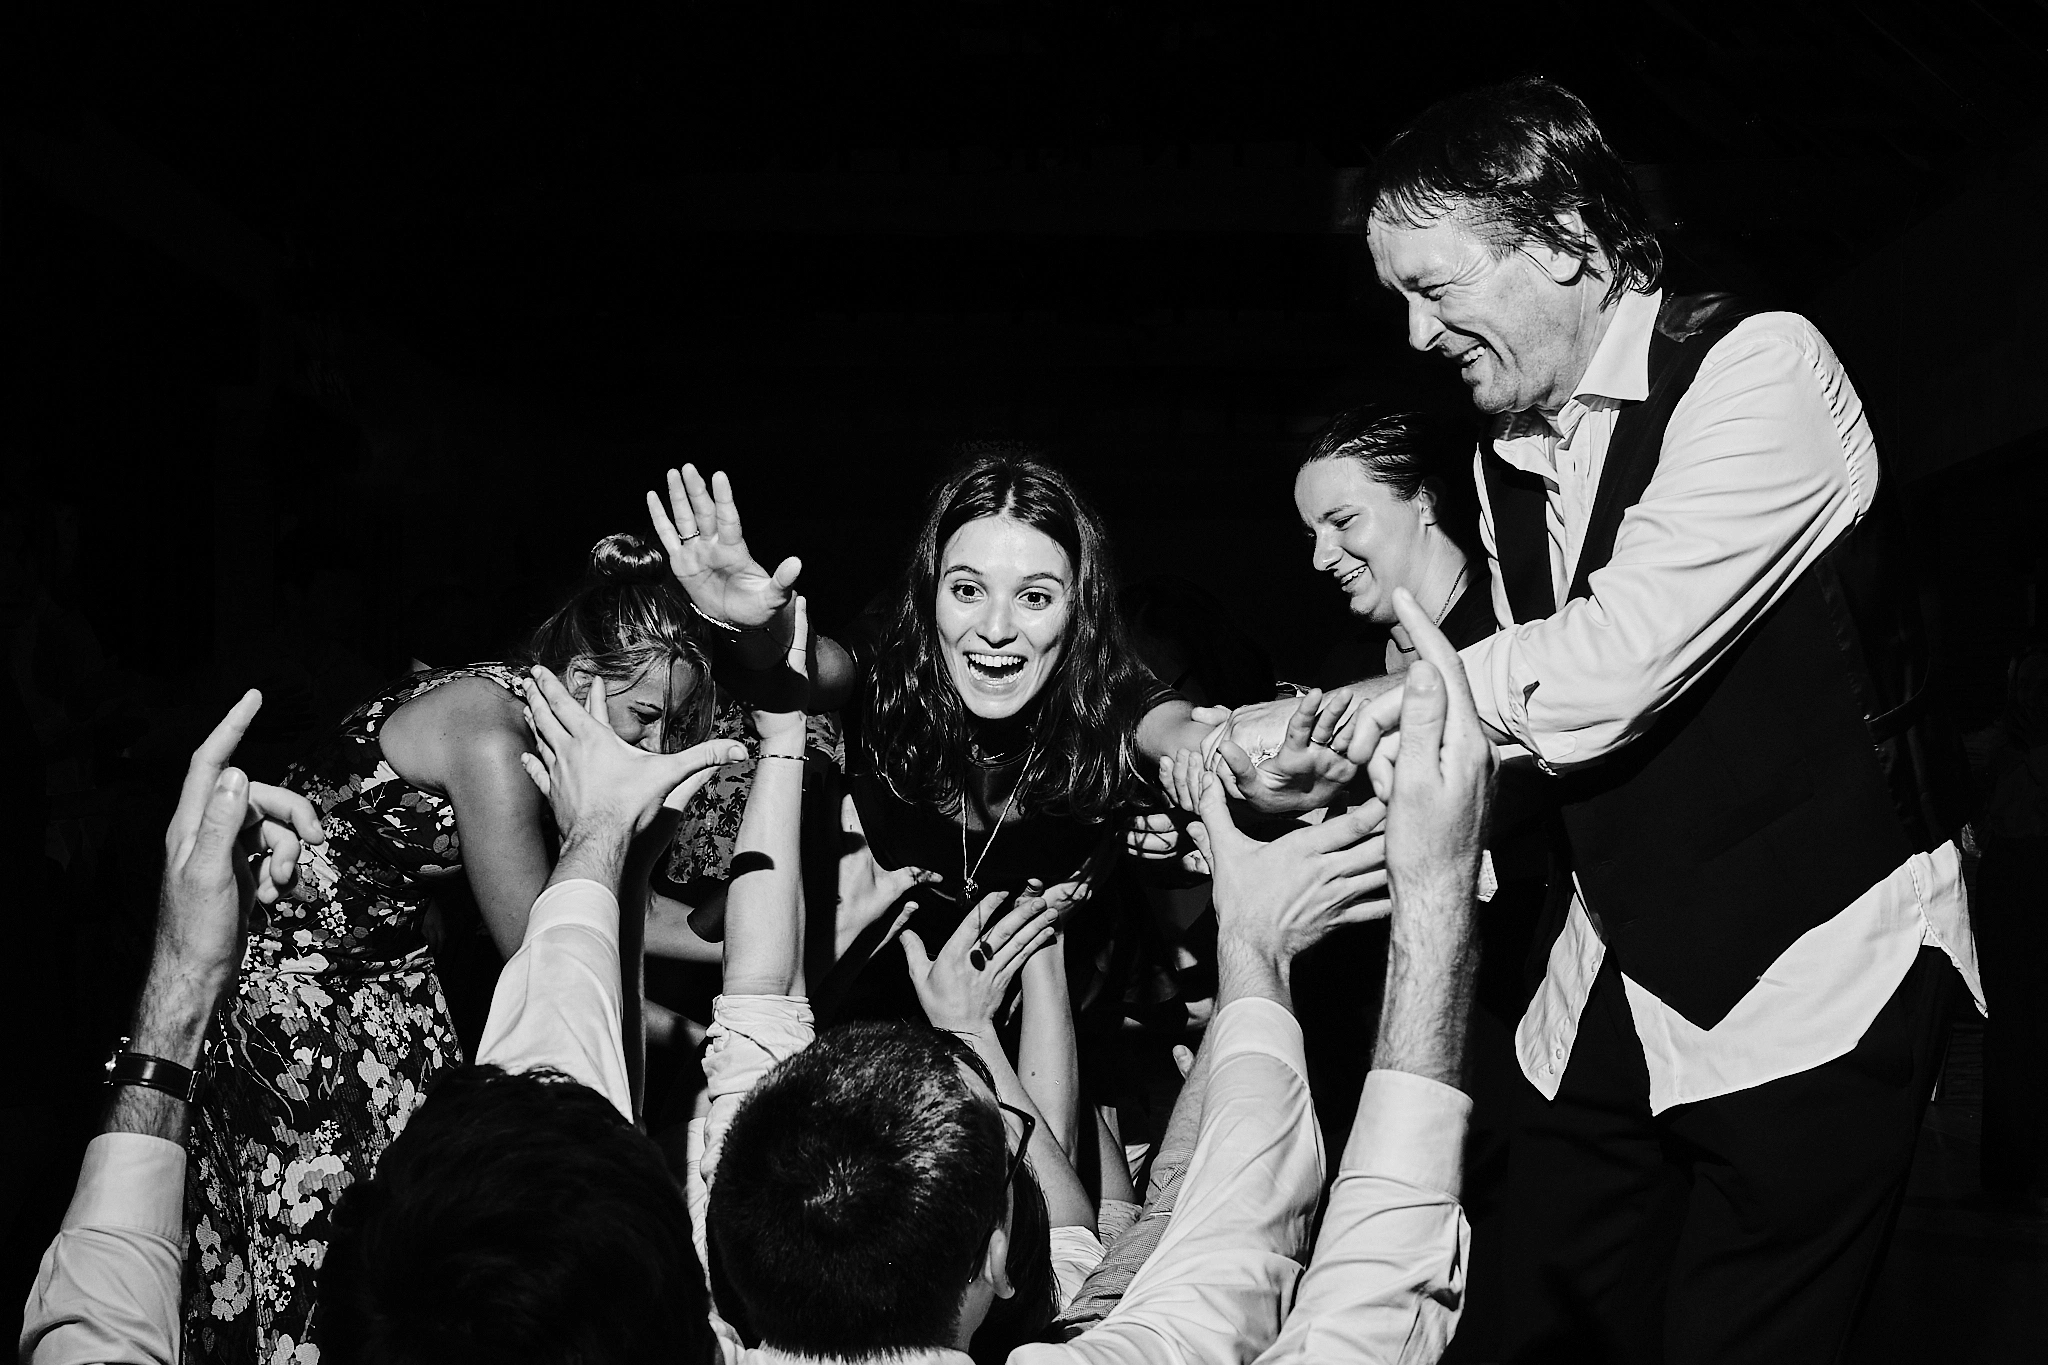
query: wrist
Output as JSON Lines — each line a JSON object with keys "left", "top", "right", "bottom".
{"left": 1216, "top": 935, "right": 1291, "bottom": 1012}
{"left": 129, "top": 965, "right": 221, "bottom": 1069}
{"left": 554, "top": 827, "right": 633, "bottom": 891}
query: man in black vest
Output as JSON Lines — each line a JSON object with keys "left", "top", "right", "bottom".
{"left": 1210, "top": 78, "right": 1982, "bottom": 1363}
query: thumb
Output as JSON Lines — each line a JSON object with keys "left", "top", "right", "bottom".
{"left": 772, "top": 556, "right": 803, "bottom": 589}
{"left": 1172, "top": 1044, "right": 1195, "bottom": 1079}
{"left": 187, "top": 768, "right": 251, "bottom": 872}
{"left": 1397, "top": 660, "right": 1449, "bottom": 783}
{"left": 899, "top": 930, "right": 931, "bottom": 978}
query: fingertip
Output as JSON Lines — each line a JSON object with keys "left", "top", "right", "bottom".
{"left": 1408, "top": 660, "right": 1442, "bottom": 694}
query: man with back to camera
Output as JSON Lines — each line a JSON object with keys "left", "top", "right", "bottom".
{"left": 1216, "top": 76, "right": 1981, "bottom": 1363}
{"left": 23, "top": 589, "right": 1496, "bottom": 1365}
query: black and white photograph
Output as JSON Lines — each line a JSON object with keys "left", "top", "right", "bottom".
{"left": 5, "top": 4, "right": 2044, "bottom": 1363}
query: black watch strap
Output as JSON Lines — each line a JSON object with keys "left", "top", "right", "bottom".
{"left": 103, "top": 1038, "right": 204, "bottom": 1103}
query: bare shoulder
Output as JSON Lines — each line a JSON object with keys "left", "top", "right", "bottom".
{"left": 380, "top": 674, "right": 529, "bottom": 790}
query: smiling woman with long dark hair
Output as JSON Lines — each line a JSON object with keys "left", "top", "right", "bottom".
{"left": 849, "top": 452, "right": 1174, "bottom": 907}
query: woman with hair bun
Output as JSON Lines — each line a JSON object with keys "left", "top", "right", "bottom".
{"left": 183, "top": 533, "right": 730, "bottom": 1365}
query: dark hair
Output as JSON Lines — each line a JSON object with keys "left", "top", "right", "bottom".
{"left": 970, "top": 1160, "right": 1056, "bottom": 1363}
{"left": 857, "top": 450, "right": 1158, "bottom": 822}
{"left": 1299, "top": 406, "right": 1486, "bottom": 568}
{"left": 707, "top": 1022, "right": 1012, "bottom": 1358}
{"left": 317, "top": 1066, "right": 714, "bottom": 1365}
{"left": 1368, "top": 76, "right": 1661, "bottom": 307}
{"left": 523, "top": 532, "right": 712, "bottom": 752}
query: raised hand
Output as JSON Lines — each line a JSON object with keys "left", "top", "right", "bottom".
{"left": 143, "top": 690, "right": 328, "bottom": 1070}
{"left": 1173, "top": 748, "right": 1389, "bottom": 1006}
{"left": 1381, "top": 587, "right": 1494, "bottom": 913}
{"left": 901, "top": 890, "right": 1059, "bottom": 1034}
{"left": 645, "top": 464, "right": 801, "bottom": 631}
{"left": 167, "top": 689, "right": 325, "bottom": 910}
{"left": 520, "top": 665, "right": 746, "bottom": 843}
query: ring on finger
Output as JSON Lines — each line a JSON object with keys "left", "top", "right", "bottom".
{"left": 969, "top": 940, "right": 993, "bottom": 971}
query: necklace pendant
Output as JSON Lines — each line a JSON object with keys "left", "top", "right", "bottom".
{"left": 962, "top": 876, "right": 979, "bottom": 904}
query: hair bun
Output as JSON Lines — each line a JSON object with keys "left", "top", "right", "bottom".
{"left": 587, "top": 533, "right": 668, "bottom": 585}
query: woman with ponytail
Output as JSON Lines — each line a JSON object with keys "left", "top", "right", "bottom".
{"left": 182, "top": 533, "right": 726, "bottom": 1365}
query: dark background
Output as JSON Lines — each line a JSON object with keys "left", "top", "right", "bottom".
{"left": 4, "top": 0, "right": 2046, "bottom": 1351}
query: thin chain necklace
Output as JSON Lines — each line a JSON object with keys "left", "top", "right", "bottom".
{"left": 960, "top": 735, "right": 1041, "bottom": 917}
{"left": 1391, "top": 565, "right": 1469, "bottom": 658}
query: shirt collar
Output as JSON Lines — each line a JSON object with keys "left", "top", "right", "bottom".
{"left": 1493, "top": 287, "right": 1662, "bottom": 450}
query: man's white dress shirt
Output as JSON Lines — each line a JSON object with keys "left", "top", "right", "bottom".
{"left": 1459, "top": 288, "right": 1983, "bottom": 1113}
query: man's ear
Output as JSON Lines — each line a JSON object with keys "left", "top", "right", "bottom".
{"left": 1526, "top": 209, "right": 1599, "bottom": 286}
{"left": 983, "top": 1225, "right": 1015, "bottom": 1301}
{"left": 562, "top": 660, "right": 594, "bottom": 704}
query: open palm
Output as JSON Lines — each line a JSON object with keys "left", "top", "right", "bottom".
{"left": 645, "top": 464, "right": 801, "bottom": 630}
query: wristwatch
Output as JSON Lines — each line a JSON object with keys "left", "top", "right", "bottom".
{"left": 102, "top": 1037, "right": 204, "bottom": 1103}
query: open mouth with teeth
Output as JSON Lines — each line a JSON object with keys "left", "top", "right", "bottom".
{"left": 1453, "top": 343, "right": 1487, "bottom": 371}
{"left": 965, "top": 651, "right": 1028, "bottom": 683}
{"left": 1337, "top": 564, "right": 1370, "bottom": 591}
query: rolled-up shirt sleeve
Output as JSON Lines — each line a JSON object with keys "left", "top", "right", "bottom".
{"left": 1252, "top": 1070, "right": 1472, "bottom": 1365}
{"left": 21, "top": 1134, "right": 188, "bottom": 1365}
{"left": 687, "top": 992, "right": 814, "bottom": 1365}
{"left": 1461, "top": 313, "right": 1874, "bottom": 768}
{"left": 476, "top": 877, "right": 632, "bottom": 1120}
{"left": 1015, "top": 996, "right": 1324, "bottom": 1365}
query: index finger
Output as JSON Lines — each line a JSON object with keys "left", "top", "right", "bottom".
{"left": 170, "top": 690, "right": 263, "bottom": 851}
{"left": 1390, "top": 587, "right": 1480, "bottom": 747}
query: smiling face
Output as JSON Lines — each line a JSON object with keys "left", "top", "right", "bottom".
{"left": 567, "top": 658, "right": 693, "bottom": 752}
{"left": 935, "top": 515, "right": 1072, "bottom": 721}
{"left": 1366, "top": 205, "right": 1602, "bottom": 416}
{"left": 1294, "top": 458, "right": 1440, "bottom": 625}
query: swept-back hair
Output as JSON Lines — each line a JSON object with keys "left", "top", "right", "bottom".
{"left": 1300, "top": 405, "right": 1485, "bottom": 566}
{"left": 522, "top": 532, "right": 713, "bottom": 753}
{"left": 1368, "top": 76, "right": 1661, "bottom": 307}
{"left": 708, "top": 1022, "right": 1012, "bottom": 1357}
{"left": 858, "top": 449, "right": 1157, "bottom": 822}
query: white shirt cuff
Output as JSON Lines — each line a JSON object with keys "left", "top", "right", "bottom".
{"left": 62, "top": 1133, "right": 187, "bottom": 1240}
{"left": 1343, "top": 1070, "right": 1472, "bottom": 1200}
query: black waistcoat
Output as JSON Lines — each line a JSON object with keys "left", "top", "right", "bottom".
{"left": 1481, "top": 293, "right": 1970, "bottom": 1028}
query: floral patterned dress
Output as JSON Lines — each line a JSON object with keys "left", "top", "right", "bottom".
{"left": 183, "top": 664, "right": 521, "bottom": 1365}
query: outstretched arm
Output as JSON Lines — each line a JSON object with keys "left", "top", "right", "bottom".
{"left": 719, "top": 598, "right": 814, "bottom": 998}
{"left": 25, "top": 692, "right": 322, "bottom": 1365}
{"left": 1253, "top": 587, "right": 1490, "bottom": 1365}
{"left": 902, "top": 891, "right": 1091, "bottom": 1227}
{"left": 478, "top": 668, "right": 743, "bottom": 1117}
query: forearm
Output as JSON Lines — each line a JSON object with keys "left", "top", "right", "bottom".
{"left": 645, "top": 890, "right": 726, "bottom": 964}
{"left": 966, "top": 1025, "right": 1095, "bottom": 1227}
{"left": 1372, "top": 886, "right": 1478, "bottom": 1089}
{"left": 104, "top": 960, "right": 218, "bottom": 1142}
{"left": 720, "top": 747, "right": 806, "bottom": 996}
{"left": 1144, "top": 1027, "right": 1214, "bottom": 1202}
{"left": 1216, "top": 934, "right": 1291, "bottom": 1014}
{"left": 550, "top": 828, "right": 632, "bottom": 898}
{"left": 714, "top": 624, "right": 856, "bottom": 712}
{"left": 1017, "top": 942, "right": 1082, "bottom": 1158}
{"left": 1136, "top": 698, "right": 1218, "bottom": 763}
